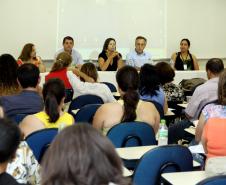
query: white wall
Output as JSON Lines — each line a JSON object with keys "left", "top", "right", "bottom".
{"left": 0, "top": 0, "right": 226, "bottom": 59}
{"left": 57, "top": 0, "right": 166, "bottom": 59}
{"left": 166, "top": 0, "right": 226, "bottom": 58}
{"left": 0, "top": 0, "right": 57, "bottom": 59}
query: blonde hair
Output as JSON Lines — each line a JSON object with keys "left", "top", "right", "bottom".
{"left": 51, "top": 52, "right": 72, "bottom": 72}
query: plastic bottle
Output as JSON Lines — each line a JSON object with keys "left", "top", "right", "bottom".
{"left": 158, "top": 119, "right": 168, "bottom": 146}
{"left": 58, "top": 122, "right": 66, "bottom": 133}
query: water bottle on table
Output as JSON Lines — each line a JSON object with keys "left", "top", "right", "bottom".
{"left": 158, "top": 119, "right": 168, "bottom": 146}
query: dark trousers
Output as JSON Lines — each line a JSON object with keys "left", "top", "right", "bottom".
{"left": 168, "top": 119, "right": 194, "bottom": 144}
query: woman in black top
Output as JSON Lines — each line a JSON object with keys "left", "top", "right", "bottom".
{"left": 171, "top": 38, "right": 199, "bottom": 70}
{"left": 98, "top": 38, "right": 124, "bottom": 71}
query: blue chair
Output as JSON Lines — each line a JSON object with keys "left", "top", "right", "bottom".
{"left": 74, "top": 104, "right": 101, "bottom": 124}
{"left": 25, "top": 128, "right": 58, "bottom": 163}
{"left": 196, "top": 175, "right": 226, "bottom": 185}
{"left": 133, "top": 145, "right": 193, "bottom": 185}
{"left": 101, "top": 82, "right": 117, "bottom": 92}
{"left": 68, "top": 94, "right": 104, "bottom": 114}
{"left": 13, "top": 113, "right": 28, "bottom": 124}
{"left": 107, "top": 121, "right": 157, "bottom": 148}
{"left": 107, "top": 122, "right": 157, "bottom": 169}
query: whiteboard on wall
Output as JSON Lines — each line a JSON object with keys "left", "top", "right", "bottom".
{"left": 166, "top": 0, "right": 226, "bottom": 59}
{"left": 57, "top": 0, "right": 167, "bottom": 60}
{"left": 0, "top": 0, "right": 57, "bottom": 59}
{"left": 0, "top": 0, "right": 225, "bottom": 60}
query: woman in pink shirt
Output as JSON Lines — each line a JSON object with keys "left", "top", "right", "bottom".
{"left": 201, "top": 69, "right": 226, "bottom": 160}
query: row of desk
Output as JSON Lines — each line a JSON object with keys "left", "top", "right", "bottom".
{"left": 118, "top": 145, "right": 209, "bottom": 184}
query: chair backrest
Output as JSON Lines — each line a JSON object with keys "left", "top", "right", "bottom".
{"left": 196, "top": 175, "right": 226, "bottom": 185}
{"left": 107, "top": 122, "right": 157, "bottom": 148}
{"left": 150, "top": 100, "right": 164, "bottom": 119}
{"left": 101, "top": 82, "right": 117, "bottom": 92}
{"left": 25, "top": 128, "right": 58, "bottom": 163}
{"left": 64, "top": 88, "right": 74, "bottom": 103}
{"left": 13, "top": 113, "right": 29, "bottom": 124}
{"left": 68, "top": 94, "right": 104, "bottom": 114}
{"left": 133, "top": 145, "right": 193, "bottom": 185}
{"left": 74, "top": 104, "right": 101, "bottom": 124}
{"left": 197, "top": 99, "right": 218, "bottom": 119}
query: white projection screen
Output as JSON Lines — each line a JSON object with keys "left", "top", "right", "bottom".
{"left": 57, "top": 0, "right": 167, "bottom": 60}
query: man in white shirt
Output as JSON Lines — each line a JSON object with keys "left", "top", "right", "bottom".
{"left": 55, "top": 36, "right": 84, "bottom": 68}
{"left": 126, "top": 36, "right": 152, "bottom": 70}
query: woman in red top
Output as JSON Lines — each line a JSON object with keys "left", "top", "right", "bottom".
{"left": 18, "top": 43, "right": 46, "bottom": 72}
{"left": 45, "top": 52, "right": 72, "bottom": 89}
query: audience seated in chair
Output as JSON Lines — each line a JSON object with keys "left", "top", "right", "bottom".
{"left": 67, "top": 62, "right": 116, "bottom": 103}
{"left": 0, "top": 118, "right": 30, "bottom": 185}
{"left": 186, "top": 58, "right": 224, "bottom": 121}
{"left": 46, "top": 52, "right": 74, "bottom": 89}
{"left": 198, "top": 69, "right": 226, "bottom": 161}
{"left": 41, "top": 124, "right": 131, "bottom": 185}
{"left": 168, "top": 58, "right": 224, "bottom": 144}
{"left": 93, "top": 66, "right": 160, "bottom": 135}
{"left": 19, "top": 78, "right": 74, "bottom": 138}
{"left": 139, "top": 64, "right": 168, "bottom": 114}
{"left": 0, "top": 63, "right": 43, "bottom": 119}
{"left": 0, "top": 54, "right": 20, "bottom": 96}
{"left": 0, "top": 104, "right": 40, "bottom": 185}
{"left": 155, "top": 61, "right": 184, "bottom": 103}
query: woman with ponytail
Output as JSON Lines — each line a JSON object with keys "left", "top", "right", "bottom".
{"left": 93, "top": 66, "right": 160, "bottom": 135}
{"left": 20, "top": 78, "right": 74, "bottom": 138}
{"left": 45, "top": 52, "right": 73, "bottom": 89}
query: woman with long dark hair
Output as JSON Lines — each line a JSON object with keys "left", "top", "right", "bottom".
{"left": 41, "top": 124, "right": 131, "bottom": 185}
{"left": 98, "top": 38, "right": 124, "bottom": 71}
{"left": 0, "top": 54, "right": 20, "bottom": 96}
{"left": 171, "top": 38, "right": 199, "bottom": 70}
{"left": 93, "top": 66, "right": 160, "bottom": 134}
{"left": 139, "top": 64, "right": 168, "bottom": 113}
{"left": 19, "top": 78, "right": 74, "bottom": 138}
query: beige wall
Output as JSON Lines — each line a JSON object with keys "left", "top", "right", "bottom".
{"left": 0, "top": 0, "right": 226, "bottom": 60}
{"left": 0, "top": 0, "right": 57, "bottom": 59}
{"left": 166, "top": 0, "right": 226, "bottom": 58}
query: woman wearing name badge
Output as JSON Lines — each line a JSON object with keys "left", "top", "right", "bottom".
{"left": 171, "top": 38, "right": 199, "bottom": 71}
{"left": 98, "top": 38, "right": 124, "bottom": 71}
